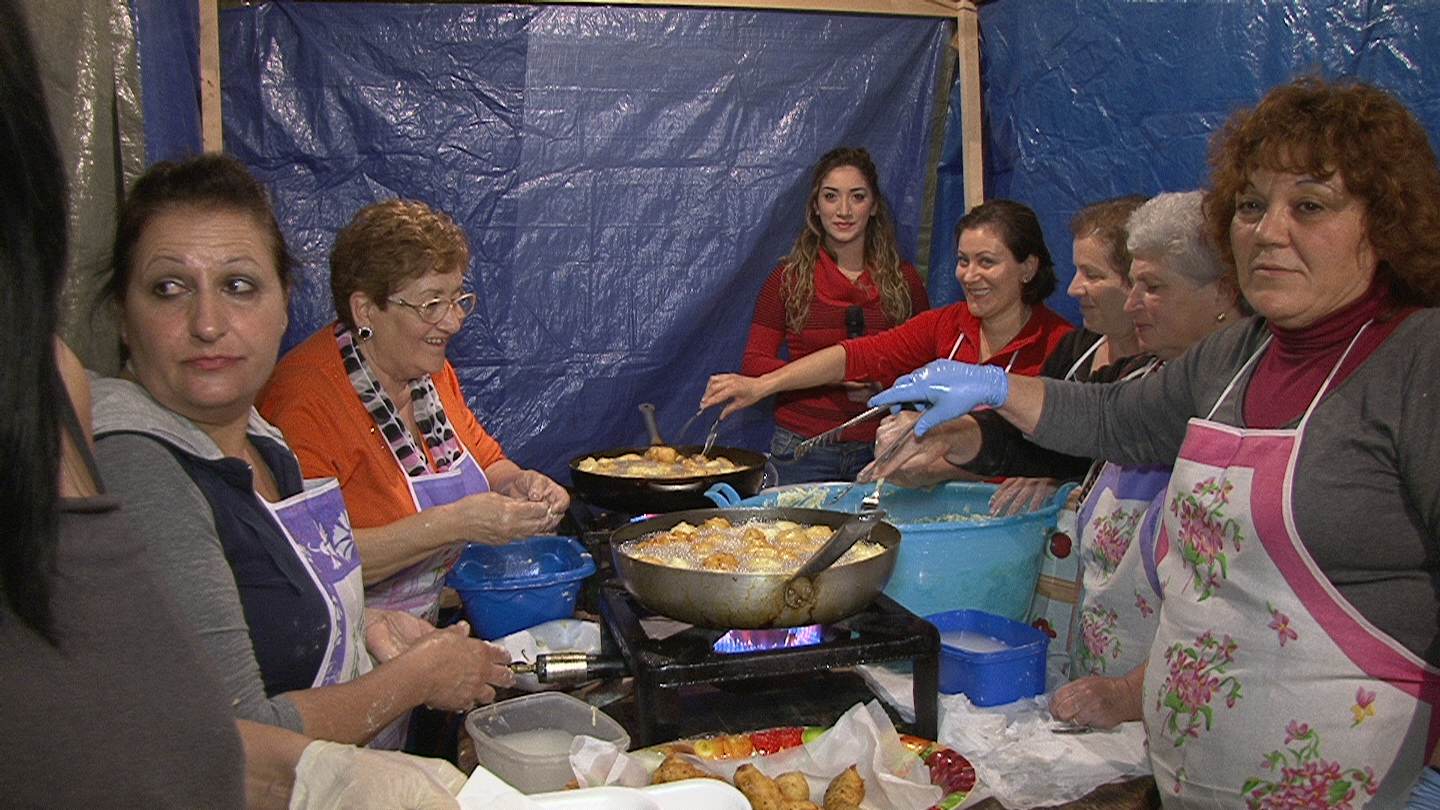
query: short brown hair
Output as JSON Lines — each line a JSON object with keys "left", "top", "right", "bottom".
{"left": 330, "top": 198, "right": 470, "bottom": 329}
{"left": 1069, "top": 195, "right": 1148, "bottom": 284}
{"left": 107, "top": 153, "right": 293, "bottom": 305}
{"left": 1205, "top": 77, "right": 1440, "bottom": 307}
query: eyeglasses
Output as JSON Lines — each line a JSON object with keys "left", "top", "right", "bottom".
{"left": 386, "top": 292, "right": 478, "bottom": 324}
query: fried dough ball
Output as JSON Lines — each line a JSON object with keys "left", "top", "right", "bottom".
{"left": 823, "top": 766, "right": 864, "bottom": 810}
{"left": 805, "top": 525, "right": 833, "bottom": 542}
{"left": 740, "top": 527, "right": 767, "bottom": 546}
{"left": 701, "top": 516, "right": 733, "bottom": 531}
{"left": 775, "top": 772, "right": 811, "bottom": 801}
{"left": 645, "top": 445, "right": 681, "bottom": 464}
{"left": 700, "top": 551, "right": 740, "bottom": 571}
{"left": 732, "top": 767, "right": 823, "bottom": 809}
{"left": 774, "top": 527, "right": 812, "bottom": 547}
{"left": 652, "top": 753, "right": 725, "bottom": 784}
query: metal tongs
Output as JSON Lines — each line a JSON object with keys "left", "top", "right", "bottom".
{"left": 793, "top": 405, "right": 888, "bottom": 459}
{"left": 677, "top": 403, "right": 724, "bottom": 455}
{"left": 822, "top": 427, "right": 917, "bottom": 507}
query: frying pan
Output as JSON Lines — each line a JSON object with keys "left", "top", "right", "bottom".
{"left": 608, "top": 506, "right": 901, "bottom": 628}
{"left": 568, "top": 404, "right": 766, "bottom": 513}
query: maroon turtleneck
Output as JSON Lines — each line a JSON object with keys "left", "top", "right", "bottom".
{"left": 1244, "top": 274, "right": 1419, "bottom": 429}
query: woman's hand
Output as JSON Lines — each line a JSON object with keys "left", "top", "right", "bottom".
{"left": 289, "top": 740, "right": 466, "bottom": 810}
{"left": 496, "top": 469, "right": 570, "bottom": 527}
{"left": 406, "top": 622, "right": 515, "bottom": 712}
{"left": 364, "top": 609, "right": 435, "bottom": 663}
{"left": 869, "top": 360, "right": 1010, "bottom": 436}
{"left": 1050, "top": 664, "right": 1145, "bottom": 729}
{"left": 989, "top": 477, "right": 1060, "bottom": 516}
{"left": 702, "top": 373, "right": 767, "bottom": 419}
{"left": 858, "top": 411, "right": 955, "bottom": 487}
{"left": 447, "top": 491, "right": 560, "bottom": 545}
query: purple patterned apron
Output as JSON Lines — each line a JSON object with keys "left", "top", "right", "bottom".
{"left": 262, "top": 477, "right": 369, "bottom": 688}
{"left": 364, "top": 447, "right": 490, "bottom": 621}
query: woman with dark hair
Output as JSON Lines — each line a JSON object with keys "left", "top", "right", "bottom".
{"left": 702, "top": 198, "right": 1073, "bottom": 434}
{"left": 870, "top": 77, "right": 1440, "bottom": 807}
{"left": 0, "top": 3, "right": 472, "bottom": 807}
{"left": 0, "top": 4, "right": 246, "bottom": 804}
{"left": 736, "top": 147, "right": 929, "bottom": 483}
{"left": 91, "top": 154, "right": 513, "bottom": 751}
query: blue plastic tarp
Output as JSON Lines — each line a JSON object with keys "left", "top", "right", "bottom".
{"left": 930, "top": 0, "right": 1440, "bottom": 318}
{"left": 132, "top": 0, "right": 1440, "bottom": 481}
{"left": 219, "top": 3, "right": 950, "bottom": 478}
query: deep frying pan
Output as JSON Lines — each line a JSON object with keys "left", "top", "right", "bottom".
{"left": 608, "top": 506, "right": 901, "bottom": 628}
{"left": 568, "top": 404, "right": 766, "bottom": 513}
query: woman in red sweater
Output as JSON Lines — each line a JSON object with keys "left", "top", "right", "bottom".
{"left": 734, "top": 147, "right": 929, "bottom": 483}
{"left": 704, "top": 198, "right": 1073, "bottom": 478}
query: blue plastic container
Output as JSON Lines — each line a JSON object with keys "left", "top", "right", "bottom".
{"left": 928, "top": 609, "right": 1049, "bottom": 706}
{"left": 707, "top": 481, "right": 1067, "bottom": 621}
{"left": 446, "top": 536, "right": 595, "bottom": 640}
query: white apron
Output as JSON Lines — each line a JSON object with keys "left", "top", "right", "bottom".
{"left": 1072, "top": 460, "right": 1170, "bottom": 677}
{"left": 1028, "top": 355, "right": 1162, "bottom": 682}
{"left": 364, "top": 447, "right": 491, "bottom": 621}
{"left": 263, "top": 477, "right": 370, "bottom": 687}
{"left": 1144, "top": 329, "right": 1440, "bottom": 806}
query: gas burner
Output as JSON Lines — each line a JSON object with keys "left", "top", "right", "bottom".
{"left": 713, "top": 625, "right": 825, "bottom": 654}
{"left": 599, "top": 584, "right": 938, "bottom": 746}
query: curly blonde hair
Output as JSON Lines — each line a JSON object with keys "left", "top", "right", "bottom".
{"left": 1204, "top": 77, "right": 1440, "bottom": 307}
{"left": 780, "top": 147, "right": 914, "bottom": 334}
{"left": 330, "top": 198, "right": 471, "bottom": 329}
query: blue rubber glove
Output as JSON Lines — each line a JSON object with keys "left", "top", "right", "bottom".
{"left": 868, "top": 360, "right": 1009, "bottom": 436}
{"left": 1405, "top": 767, "right": 1440, "bottom": 810}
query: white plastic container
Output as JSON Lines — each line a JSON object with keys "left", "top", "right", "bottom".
{"left": 465, "top": 692, "right": 630, "bottom": 794}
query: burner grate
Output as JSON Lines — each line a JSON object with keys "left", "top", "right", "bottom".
{"left": 599, "top": 583, "right": 938, "bottom": 746}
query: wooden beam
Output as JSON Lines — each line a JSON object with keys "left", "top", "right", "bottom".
{"left": 956, "top": 0, "right": 983, "bottom": 210}
{"left": 524, "top": 0, "right": 960, "bottom": 17}
{"left": 199, "top": 0, "right": 222, "bottom": 152}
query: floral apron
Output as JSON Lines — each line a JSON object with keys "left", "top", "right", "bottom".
{"left": 1029, "top": 357, "right": 1163, "bottom": 682}
{"left": 262, "top": 477, "right": 370, "bottom": 687}
{"left": 1072, "top": 460, "right": 1170, "bottom": 677}
{"left": 1144, "top": 329, "right": 1439, "bottom": 807}
{"left": 363, "top": 447, "right": 490, "bottom": 621}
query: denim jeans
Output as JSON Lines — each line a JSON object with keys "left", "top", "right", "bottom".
{"left": 768, "top": 425, "right": 875, "bottom": 485}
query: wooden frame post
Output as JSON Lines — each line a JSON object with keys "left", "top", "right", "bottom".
{"left": 199, "top": 0, "right": 222, "bottom": 152}
{"left": 956, "top": 0, "right": 983, "bottom": 212}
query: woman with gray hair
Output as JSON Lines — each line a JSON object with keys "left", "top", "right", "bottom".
{"left": 1124, "top": 191, "right": 1247, "bottom": 362}
{"left": 869, "top": 191, "right": 1246, "bottom": 729}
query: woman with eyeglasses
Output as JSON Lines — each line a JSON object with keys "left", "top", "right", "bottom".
{"left": 259, "top": 199, "right": 568, "bottom": 623}
{"left": 728, "top": 147, "right": 929, "bottom": 484}
{"left": 91, "top": 157, "right": 514, "bottom": 756}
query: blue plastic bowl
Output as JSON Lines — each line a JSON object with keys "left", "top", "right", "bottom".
{"left": 708, "top": 481, "right": 1067, "bottom": 621}
{"left": 928, "top": 609, "right": 1050, "bottom": 706}
{"left": 446, "top": 536, "right": 595, "bottom": 640}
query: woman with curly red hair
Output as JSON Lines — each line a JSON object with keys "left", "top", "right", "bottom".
{"left": 870, "top": 76, "right": 1440, "bottom": 807}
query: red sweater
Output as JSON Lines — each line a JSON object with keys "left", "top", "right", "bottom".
{"left": 843, "top": 301, "right": 1075, "bottom": 384}
{"left": 742, "top": 257, "right": 929, "bottom": 442}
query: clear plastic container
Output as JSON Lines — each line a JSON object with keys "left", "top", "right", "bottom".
{"left": 465, "top": 692, "right": 630, "bottom": 794}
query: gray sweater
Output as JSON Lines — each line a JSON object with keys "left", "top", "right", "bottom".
{"left": 1033, "top": 311, "right": 1440, "bottom": 665}
{"left": 91, "top": 377, "right": 306, "bottom": 732}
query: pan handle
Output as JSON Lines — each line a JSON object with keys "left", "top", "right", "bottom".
{"left": 704, "top": 482, "right": 743, "bottom": 507}
{"left": 638, "top": 402, "right": 666, "bottom": 446}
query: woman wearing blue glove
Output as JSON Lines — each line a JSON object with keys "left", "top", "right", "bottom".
{"left": 873, "top": 78, "right": 1440, "bottom": 808}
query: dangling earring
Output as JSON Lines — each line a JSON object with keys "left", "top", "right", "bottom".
{"left": 357, "top": 325, "right": 373, "bottom": 340}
